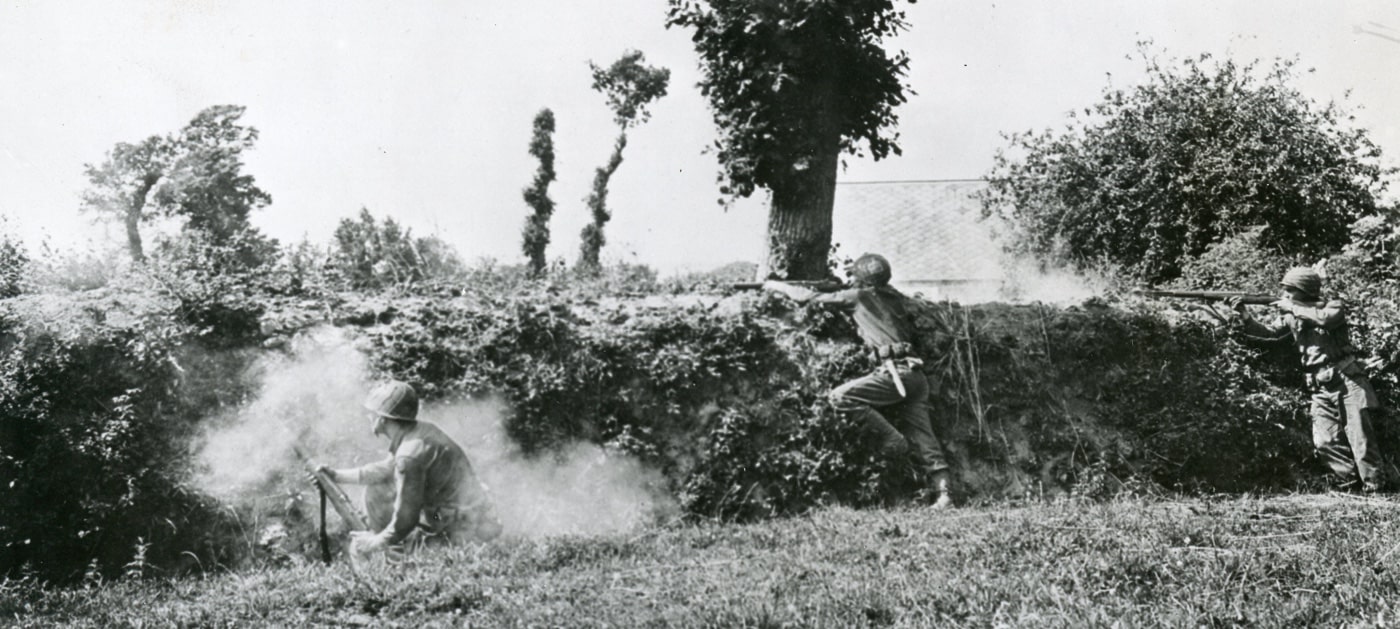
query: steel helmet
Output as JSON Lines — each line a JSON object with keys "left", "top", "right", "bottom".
{"left": 1280, "top": 267, "right": 1323, "bottom": 299}
{"left": 851, "top": 253, "right": 892, "bottom": 287}
{"left": 363, "top": 381, "right": 419, "bottom": 421}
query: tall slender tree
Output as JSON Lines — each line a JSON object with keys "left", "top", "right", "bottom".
{"left": 667, "top": 0, "right": 914, "bottom": 279}
{"left": 577, "top": 50, "right": 670, "bottom": 271}
{"left": 521, "top": 109, "right": 558, "bottom": 276}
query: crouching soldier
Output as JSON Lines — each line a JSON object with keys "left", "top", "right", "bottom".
{"left": 317, "top": 381, "right": 502, "bottom": 559}
{"left": 763, "top": 254, "right": 954, "bottom": 508}
{"left": 1226, "top": 267, "right": 1387, "bottom": 492}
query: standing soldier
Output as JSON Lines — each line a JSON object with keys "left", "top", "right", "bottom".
{"left": 1227, "top": 267, "right": 1387, "bottom": 492}
{"left": 316, "top": 381, "right": 502, "bottom": 559}
{"left": 763, "top": 254, "right": 954, "bottom": 508}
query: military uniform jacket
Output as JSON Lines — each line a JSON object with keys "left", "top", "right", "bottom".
{"left": 810, "top": 285, "right": 916, "bottom": 357}
{"left": 347, "top": 420, "right": 488, "bottom": 544}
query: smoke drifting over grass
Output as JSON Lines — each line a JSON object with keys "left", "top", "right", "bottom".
{"left": 193, "top": 327, "right": 675, "bottom": 541}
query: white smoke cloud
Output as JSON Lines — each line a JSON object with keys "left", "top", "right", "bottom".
{"left": 192, "top": 326, "right": 675, "bottom": 539}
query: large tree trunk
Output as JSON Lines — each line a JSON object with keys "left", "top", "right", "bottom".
{"left": 124, "top": 207, "right": 146, "bottom": 263}
{"left": 124, "top": 176, "right": 160, "bottom": 263}
{"left": 763, "top": 137, "right": 840, "bottom": 281}
{"left": 761, "top": 72, "right": 844, "bottom": 281}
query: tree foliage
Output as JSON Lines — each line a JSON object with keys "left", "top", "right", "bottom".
{"left": 81, "top": 105, "right": 271, "bottom": 263}
{"left": 578, "top": 51, "right": 670, "bottom": 272}
{"left": 0, "top": 219, "right": 28, "bottom": 298}
{"left": 667, "top": 0, "right": 913, "bottom": 278}
{"left": 521, "top": 109, "right": 558, "bottom": 276}
{"left": 982, "top": 48, "right": 1391, "bottom": 284}
{"left": 330, "top": 208, "right": 463, "bottom": 289}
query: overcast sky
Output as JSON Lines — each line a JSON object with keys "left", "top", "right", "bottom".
{"left": 2, "top": 1, "right": 1398, "bottom": 274}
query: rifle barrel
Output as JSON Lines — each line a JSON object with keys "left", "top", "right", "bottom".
{"left": 728, "top": 280, "right": 843, "bottom": 291}
{"left": 1133, "top": 289, "right": 1277, "bottom": 305}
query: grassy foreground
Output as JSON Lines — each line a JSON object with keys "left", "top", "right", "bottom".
{"left": 7, "top": 494, "right": 1400, "bottom": 628}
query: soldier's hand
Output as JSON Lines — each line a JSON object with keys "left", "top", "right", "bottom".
{"left": 1193, "top": 304, "right": 1232, "bottom": 326}
{"left": 1271, "top": 299, "right": 1295, "bottom": 314}
{"left": 349, "top": 531, "right": 387, "bottom": 557}
{"left": 1224, "top": 296, "right": 1246, "bottom": 313}
{"left": 306, "top": 465, "right": 334, "bottom": 485}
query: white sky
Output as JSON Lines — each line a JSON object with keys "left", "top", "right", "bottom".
{"left": 2, "top": 0, "right": 1399, "bottom": 275}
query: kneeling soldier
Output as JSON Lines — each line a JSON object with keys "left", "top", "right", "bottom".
{"left": 318, "top": 381, "right": 502, "bottom": 558}
{"left": 764, "top": 254, "right": 954, "bottom": 508}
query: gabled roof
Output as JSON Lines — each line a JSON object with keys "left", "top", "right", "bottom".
{"left": 832, "top": 179, "right": 1002, "bottom": 283}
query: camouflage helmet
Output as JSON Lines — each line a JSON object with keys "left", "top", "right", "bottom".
{"left": 363, "top": 381, "right": 419, "bottom": 421}
{"left": 851, "top": 253, "right": 892, "bottom": 287}
{"left": 1280, "top": 267, "right": 1323, "bottom": 299}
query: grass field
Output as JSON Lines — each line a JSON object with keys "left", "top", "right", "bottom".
{"left": 6, "top": 493, "right": 1400, "bottom": 628}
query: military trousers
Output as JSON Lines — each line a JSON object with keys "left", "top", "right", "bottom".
{"left": 829, "top": 365, "right": 949, "bottom": 478}
{"left": 363, "top": 481, "right": 502, "bottom": 547}
{"left": 1310, "top": 368, "right": 1384, "bottom": 488}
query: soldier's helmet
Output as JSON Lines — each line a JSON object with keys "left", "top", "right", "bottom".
{"left": 851, "top": 254, "right": 892, "bottom": 287}
{"left": 363, "top": 381, "right": 419, "bottom": 421}
{"left": 1280, "top": 267, "right": 1323, "bottom": 299}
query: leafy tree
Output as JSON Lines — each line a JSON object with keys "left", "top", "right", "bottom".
{"left": 80, "top": 136, "right": 171, "bottom": 262}
{"left": 0, "top": 220, "right": 26, "bottom": 298}
{"left": 161, "top": 105, "right": 273, "bottom": 244}
{"left": 578, "top": 50, "right": 670, "bottom": 272}
{"left": 981, "top": 48, "right": 1391, "bottom": 285}
{"left": 331, "top": 207, "right": 463, "bottom": 289}
{"left": 81, "top": 105, "right": 271, "bottom": 263}
{"left": 521, "top": 109, "right": 558, "bottom": 276}
{"left": 667, "top": 0, "right": 913, "bottom": 279}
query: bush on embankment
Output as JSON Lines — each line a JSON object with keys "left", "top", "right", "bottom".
{"left": 352, "top": 284, "right": 1363, "bottom": 516}
{"left": 0, "top": 288, "right": 259, "bottom": 583}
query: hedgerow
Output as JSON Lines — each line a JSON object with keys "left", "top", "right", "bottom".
{"left": 7, "top": 251, "right": 1400, "bottom": 582}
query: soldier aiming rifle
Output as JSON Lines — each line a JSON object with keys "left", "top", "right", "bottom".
{"left": 760, "top": 254, "right": 954, "bottom": 508}
{"left": 1211, "top": 267, "right": 1389, "bottom": 493}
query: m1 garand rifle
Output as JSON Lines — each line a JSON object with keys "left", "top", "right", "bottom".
{"left": 1131, "top": 289, "right": 1277, "bottom": 305}
{"left": 728, "top": 279, "right": 845, "bottom": 292}
{"left": 732, "top": 278, "right": 909, "bottom": 396}
{"left": 292, "top": 443, "right": 370, "bottom": 563}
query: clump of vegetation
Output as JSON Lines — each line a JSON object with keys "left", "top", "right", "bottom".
{"left": 983, "top": 46, "right": 1391, "bottom": 285}
{"left": 329, "top": 207, "right": 463, "bottom": 290}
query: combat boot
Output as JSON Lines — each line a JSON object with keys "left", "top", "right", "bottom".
{"left": 929, "top": 469, "right": 953, "bottom": 509}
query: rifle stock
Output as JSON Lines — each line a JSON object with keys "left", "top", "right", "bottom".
{"left": 1132, "top": 289, "right": 1276, "bottom": 305}
{"left": 292, "top": 444, "right": 370, "bottom": 531}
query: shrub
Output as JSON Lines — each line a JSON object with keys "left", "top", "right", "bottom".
{"left": 0, "top": 226, "right": 27, "bottom": 298}
{"left": 0, "top": 292, "right": 244, "bottom": 582}
{"left": 983, "top": 46, "right": 1390, "bottom": 284}
{"left": 1170, "top": 226, "right": 1295, "bottom": 293}
{"left": 329, "top": 208, "right": 464, "bottom": 290}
